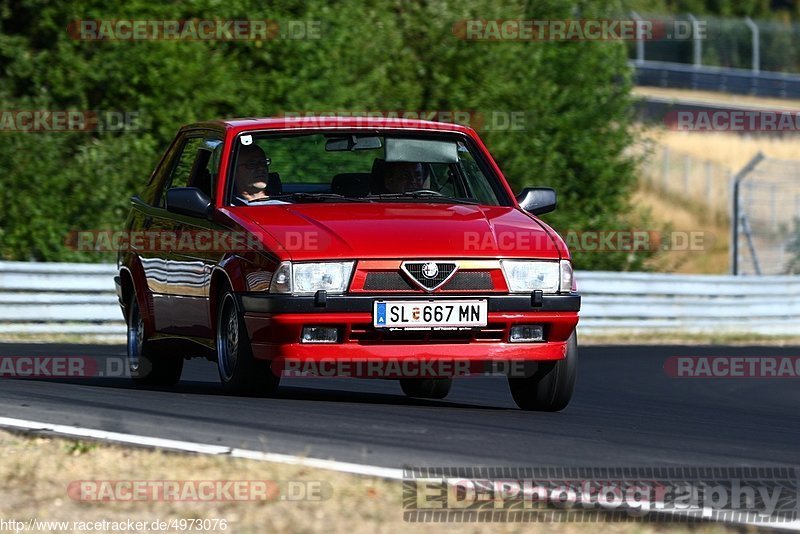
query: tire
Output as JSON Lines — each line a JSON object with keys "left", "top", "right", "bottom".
{"left": 399, "top": 378, "right": 453, "bottom": 399}
{"left": 126, "top": 296, "right": 183, "bottom": 387}
{"left": 216, "top": 290, "right": 280, "bottom": 396}
{"left": 507, "top": 332, "right": 577, "bottom": 411}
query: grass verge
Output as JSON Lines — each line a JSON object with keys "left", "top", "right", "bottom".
{"left": 0, "top": 430, "right": 742, "bottom": 533}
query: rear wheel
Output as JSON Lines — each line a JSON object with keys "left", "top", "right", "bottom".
{"left": 126, "top": 296, "right": 183, "bottom": 387}
{"left": 507, "top": 332, "right": 577, "bottom": 411}
{"left": 216, "top": 291, "right": 280, "bottom": 396}
{"left": 399, "top": 378, "right": 453, "bottom": 399}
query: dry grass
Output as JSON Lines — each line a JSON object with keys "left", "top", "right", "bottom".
{"left": 635, "top": 86, "right": 800, "bottom": 169}
{"left": 0, "top": 430, "right": 741, "bottom": 534}
{"left": 644, "top": 128, "right": 800, "bottom": 170}
{"left": 632, "top": 184, "right": 729, "bottom": 274}
{"left": 631, "top": 87, "right": 800, "bottom": 273}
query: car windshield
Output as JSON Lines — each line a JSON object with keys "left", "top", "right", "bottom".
{"left": 227, "top": 132, "right": 509, "bottom": 206}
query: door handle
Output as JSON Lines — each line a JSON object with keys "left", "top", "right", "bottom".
{"left": 142, "top": 216, "right": 153, "bottom": 230}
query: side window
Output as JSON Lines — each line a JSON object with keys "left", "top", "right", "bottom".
{"left": 167, "top": 137, "right": 204, "bottom": 190}
{"left": 188, "top": 139, "right": 223, "bottom": 199}
{"left": 157, "top": 134, "right": 222, "bottom": 207}
{"left": 139, "top": 135, "right": 184, "bottom": 206}
{"left": 149, "top": 136, "right": 203, "bottom": 208}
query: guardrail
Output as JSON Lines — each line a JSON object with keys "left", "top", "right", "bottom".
{"left": 632, "top": 60, "right": 800, "bottom": 99}
{"left": 577, "top": 271, "right": 800, "bottom": 335}
{"left": 0, "top": 261, "right": 121, "bottom": 335}
{"left": 0, "top": 261, "right": 798, "bottom": 336}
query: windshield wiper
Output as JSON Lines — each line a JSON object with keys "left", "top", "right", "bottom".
{"left": 368, "top": 190, "right": 479, "bottom": 204}
{"left": 251, "top": 192, "right": 371, "bottom": 203}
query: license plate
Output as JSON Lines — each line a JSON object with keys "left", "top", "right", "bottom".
{"left": 373, "top": 300, "right": 488, "bottom": 329}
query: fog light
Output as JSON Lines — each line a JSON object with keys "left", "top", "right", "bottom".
{"left": 509, "top": 325, "right": 544, "bottom": 343}
{"left": 301, "top": 326, "right": 339, "bottom": 344}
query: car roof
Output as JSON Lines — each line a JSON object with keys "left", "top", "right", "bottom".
{"left": 189, "top": 116, "right": 477, "bottom": 136}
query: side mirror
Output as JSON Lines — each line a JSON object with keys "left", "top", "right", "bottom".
{"left": 516, "top": 187, "right": 556, "bottom": 215}
{"left": 166, "top": 187, "right": 211, "bottom": 218}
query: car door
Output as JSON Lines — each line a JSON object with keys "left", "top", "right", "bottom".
{"left": 163, "top": 132, "right": 225, "bottom": 341}
{"left": 126, "top": 131, "right": 192, "bottom": 334}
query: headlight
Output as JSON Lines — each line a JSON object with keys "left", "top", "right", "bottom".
{"left": 502, "top": 260, "right": 572, "bottom": 293}
{"left": 269, "top": 261, "right": 354, "bottom": 295}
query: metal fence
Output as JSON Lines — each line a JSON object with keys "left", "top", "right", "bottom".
{"left": 639, "top": 148, "right": 800, "bottom": 275}
{"left": 732, "top": 156, "right": 800, "bottom": 275}
{"left": 629, "top": 13, "right": 800, "bottom": 97}
{"left": 0, "top": 261, "right": 798, "bottom": 336}
{"left": 630, "top": 13, "right": 800, "bottom": 74}
{"left": 640, "top": 145, "right": 732, "bottom": 219}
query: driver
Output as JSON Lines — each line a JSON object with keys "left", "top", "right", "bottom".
{"left": 234, "top": 144, "right": 272, "bottom": 202}
{"left": 383, "top": 162, "right": 429, "bottom": 194}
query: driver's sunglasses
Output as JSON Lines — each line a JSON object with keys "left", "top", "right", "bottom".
{"left": 239, "top": 157, "right": 271, "bottom": 170}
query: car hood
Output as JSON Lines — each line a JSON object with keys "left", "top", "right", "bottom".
{"left": 233, "top": 203, "right": 561, "bottom": 261}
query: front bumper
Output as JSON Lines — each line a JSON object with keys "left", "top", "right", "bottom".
{"left": 238, "top": 293, "right": 580, "bottom": 366}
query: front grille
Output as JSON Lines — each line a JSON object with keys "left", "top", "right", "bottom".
{"left": 441, "top": 272, "right": 493, "bottom": 291}
{"left": 349, "top": 323, "right": 506, "bottom": 343}
{"left": 403, "top": 262, "right": 456, "bottom": 290}
{"left": 363, "top": 272, "right": 414, "bottom": 291}
{"left": 363, "top": 271, "right": 494, "bottom": 292}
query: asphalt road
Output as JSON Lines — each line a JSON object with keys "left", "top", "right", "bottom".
{"left": 0, "top": 342, "right": 797, "bottom": 469}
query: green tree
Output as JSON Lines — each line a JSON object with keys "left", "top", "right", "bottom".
{"left": 0, "top": 0, "right": 649, "bottom": 270}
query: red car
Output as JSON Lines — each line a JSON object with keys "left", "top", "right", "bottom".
{"left": 115, "top": 117, "right": 580, "bottom": 411}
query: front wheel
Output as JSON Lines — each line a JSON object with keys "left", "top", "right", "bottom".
{"left": 399, "top": 378, "right": 453, "bottom": 399}
{"left": 126, "top": 296, "right": 183, "bottom": 387}
{"left": 507, "top": 332, "right": 577, "bottom": 411}
{"left": 216, "top": 291, "right": 280, "bottom": 396}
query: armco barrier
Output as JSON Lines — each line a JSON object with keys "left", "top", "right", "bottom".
{"left": 0, "top": 261, "right": 121, "bottom": 334}
{"left": 0, "top": 261, "right": 798, "bottom": 336}
{"left": 577, "top": 271, "right": 800, "bottom": 335}
{"left": 632, "top": 60, "right": 800, "bottom": 99}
